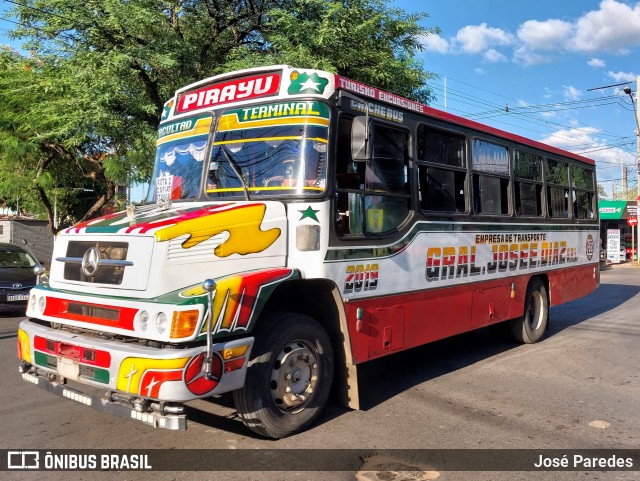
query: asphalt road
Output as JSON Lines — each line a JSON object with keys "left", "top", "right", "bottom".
{"left": 1, "top": 265, "right": 639, "bottom": 481}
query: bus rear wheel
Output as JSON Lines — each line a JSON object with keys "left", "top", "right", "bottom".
{"left": 510, "top": 278, "right": 549, "bottom": 344}
{"left": 233, "top": 313, "right": 334, "bottom": 439}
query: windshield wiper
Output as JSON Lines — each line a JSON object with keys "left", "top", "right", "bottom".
{"left": 220, "top": 145, "right": 250, "bottom": 201}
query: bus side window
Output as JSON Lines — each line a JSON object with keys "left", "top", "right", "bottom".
{"left": 416, "top": 126, "right": 466, "bottom": 213}
{"left": 546, "top": 159, "right": 570, "bottom": 218}
{"left": 571, "top": 165, "right": 596, "bottom": 219}
{"left": 335, "top": 117, "right": 410, "bottom": 236}
{"left": 513, "top": 150, "right": 543, "bottom": 217}
{"left": 363, "top": 126, "right": 410, "bottom": 234}
{"left": 471, "top": 139, "right": 510, "bottom": 215}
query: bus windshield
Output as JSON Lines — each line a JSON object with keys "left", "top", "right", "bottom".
{"left": 146, "top": 114, "right": 213, "bottom": 204}
{"left": 206, "top": 101, "right": 329, "bottom": 198}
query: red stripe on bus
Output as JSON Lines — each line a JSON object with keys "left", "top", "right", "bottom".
{"left": 43, "top": 297, "right": 137, "bottom": 331}
{"left": 33, "top": 335, "right": 111, "bottom": 367}
{"left": 345, "top": 264, "right": 598, "bottom": 364}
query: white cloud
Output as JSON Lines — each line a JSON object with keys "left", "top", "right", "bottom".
{"left": 571, "top": 0, "right": 640, "bottom": 54}
{"left": 587, "top": 58, "right": 606, "bottom": 68}
{"left": 425, "top": 1, "right": 640, "bottom": 67}
{"left": 539, "top": 127, "right": 634, "bottom": 176}
{"left": 475, "top": 67, "right": 486, "bottom": 75}
{"left": 517, "top": 19, "right": 573, "bottom": 51}
{"left": 563, "top": 85, "right": 583, "bottom": 101}
{"left": 483, "top": 49, "right": 507, "bottom": 63}
{"left": 421, "top": 34, "right": 450, "bottom": 54}
{"left": 453, "top": 23, "right": 515, "bottom": 54}
{"left": 607, "top": 70, "right": 637, "bottom": 82}
{"left": 513, "top": 45, "right": 553, "bottom": 66}
{"left": 540, "top": 111, "right": 558, "bottom": 120}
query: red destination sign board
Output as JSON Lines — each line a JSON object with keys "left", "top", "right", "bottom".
{"left": 177, "top": 73, "right": 281, "bottom": 113}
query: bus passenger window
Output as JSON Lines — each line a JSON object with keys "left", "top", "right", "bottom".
{"left": 545, "top": 159, "right": 570, "bottom": 218}
{"left": 363, "top": 126, "right": 410, "bottom": 234}
{"left": 334, "top": 116, "right": 410, "bottom": 236}
{"left": 418, "top": 166, "right": 466, "bottom": 212}
{"left": 513, "top": 150, "right": 543, "bottom": 217}
{"left": 416, "top": 126, "right": 467, "bottom": 214}
{"left": 570, "top": 165, "right": 596, "bottom": 219}
{"left": 548, "top": 187, "right": 569, "bottom": 218}
{"left": 471, "top": 139, "right": 509, "bottom": 215}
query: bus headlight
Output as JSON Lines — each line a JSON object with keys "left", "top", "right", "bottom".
{"left": 155, "top": 312, "right": 168, "bottom": 334}
{"left": 37, "top": 296, "right": 46, "bottom": 314}
{"left": 138, "top": 310, "right": 150, "bottom": 331}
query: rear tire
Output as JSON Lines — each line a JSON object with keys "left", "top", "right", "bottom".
{"left": 233, "top": 313, "right": 334, "bottom": 439}
{"left": 510, "top": 278, "right": 549, "bottom": 344}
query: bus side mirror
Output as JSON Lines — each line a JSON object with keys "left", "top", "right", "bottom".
{"left": 351, "top": 116, "right": 373, "bottom": 161}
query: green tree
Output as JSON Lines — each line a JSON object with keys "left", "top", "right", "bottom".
{"left": 1, "top": 0, "right": 440, "bottom": 233}
{"left": 597, "top": 183, "right": 608, "bottom": 200}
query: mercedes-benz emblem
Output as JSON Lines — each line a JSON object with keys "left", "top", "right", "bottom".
{"left": 81, "top": 247, "right": 102, "bottom": 277}
{"left": 12, "top": 283, "right": 22, "bottom": 289}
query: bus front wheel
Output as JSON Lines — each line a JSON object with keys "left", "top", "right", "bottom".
{"left": 510, "top": 278, "right": 549, "bottom": 344}
{"left": 233, "top": 313, "right": 334, "bottom": 439}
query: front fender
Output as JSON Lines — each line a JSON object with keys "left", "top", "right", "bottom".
{"left": 183, "top": 268, "right": 301, "bottom": 339}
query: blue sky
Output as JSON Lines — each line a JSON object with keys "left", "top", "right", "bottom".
{"left": 1, "top": 0, "right": 639, "bottom": 199}
{"left": 404, "top": 0, "right": 640, "bottom": 196}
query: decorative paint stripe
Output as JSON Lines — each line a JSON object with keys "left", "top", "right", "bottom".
{"left": 63, "top": 211, "right": 123, "bottom": 235}
{"left": 224, "top": 357, "right": 246, "bottom": 373}
{"left": 33, "top": 336, "right": 111, "bottom": 368}
{"left": 139, "top": 369, "right": 183, "bottom": 398}
{"left": 154, "top": 203, "right": 281, "bottom": 255}
{"left": 213, "top": 136, "right": 328, "bottom": 145}
{"left": 34, "top": 351, "right": 51, "bottom": 368}
{"left": 42, "top": 297, "right": 137, "bottom": 331}
{"left": 325, "top": 221, "right": 599, "bottom": 262}
{"left": 156, "top": 116, "right": 212, "bottom": 144}
{"left": 206, "top": 186, "right": 324, "bottom": 193}
{"left": 124, "top": 203, "right": 236, "bottom": 234}
{"left": 206, "top": 268, "right": 297, "bottom": 334}
{"left": 117, "top": 356, "right": 190, "bottom": 394}
{"left": 217, "top": 113, "right": 330, "bottom": 132}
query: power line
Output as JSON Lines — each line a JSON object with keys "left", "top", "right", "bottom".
{"left": 428, "top": 79, "right": 628, "bottom": 144}
{"left": 426, "top": 76, "right": 635, "bottom": 155}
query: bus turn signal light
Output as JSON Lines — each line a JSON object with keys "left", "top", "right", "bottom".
{"left": 18, "top": 329, "right": 31, "bottom": 363}
{"left": 170, "top": 310, "right": 201, "bottom": 339}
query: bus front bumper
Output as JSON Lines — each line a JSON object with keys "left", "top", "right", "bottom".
{"left": 17, "top": 319, "right": 254, "bottom": 430}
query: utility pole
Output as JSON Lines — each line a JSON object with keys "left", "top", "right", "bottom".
{"left": 636, "top": 76, "right": 640, "bottom": 265}
{"left": 624, "top": 78, "right": 640, "bottom": 265}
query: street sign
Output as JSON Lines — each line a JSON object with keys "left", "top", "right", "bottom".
{"left": 628, "top": 217, "right": 638, "bottom": 227}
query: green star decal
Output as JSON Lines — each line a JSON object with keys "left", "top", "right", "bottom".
{"left": 288, "top": 72, "right": 329, "bottom": 95}
{"left": 161, "top": 100, "right": 173, "bottom": 121}
{"left": 298, "top": 206, "right": 320, "bottom": 223}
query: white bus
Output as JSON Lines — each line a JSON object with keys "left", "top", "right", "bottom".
{"left": 18, "top": 65, "right": 599, "bottom": 438}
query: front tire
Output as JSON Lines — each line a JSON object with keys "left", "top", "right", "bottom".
{"left": 510, "top": 278, "right": 549, "bottom": 344}
{"left": 233, "top": 313, "right": 334, "bottom": 439}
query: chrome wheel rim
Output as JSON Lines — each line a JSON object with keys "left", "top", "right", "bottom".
{"left": 270, "top": 340, "right": 320, "bottom": 413}
{"left": 528, "top": 291, "right": 544, "bottom": 331}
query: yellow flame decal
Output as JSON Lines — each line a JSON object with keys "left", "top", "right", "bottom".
{"left": 211, "top": 275, "right": 244, "bottom": 331}
{"left": 155, "top": 204, "right": 280, "bottom": 256}
{"left": 117, "top": 357, "right": 190, "bottom": 394}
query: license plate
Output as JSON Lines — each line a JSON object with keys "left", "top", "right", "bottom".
{"left": 57, "top": 357, "right": 80, "bottom": 380}
{"left": 7, "top": 294, "right": 28, "bottom": 302}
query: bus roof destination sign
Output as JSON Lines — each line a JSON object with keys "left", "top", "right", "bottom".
{"left": 177, "top": 73, "right": 281, "bottom": 114}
